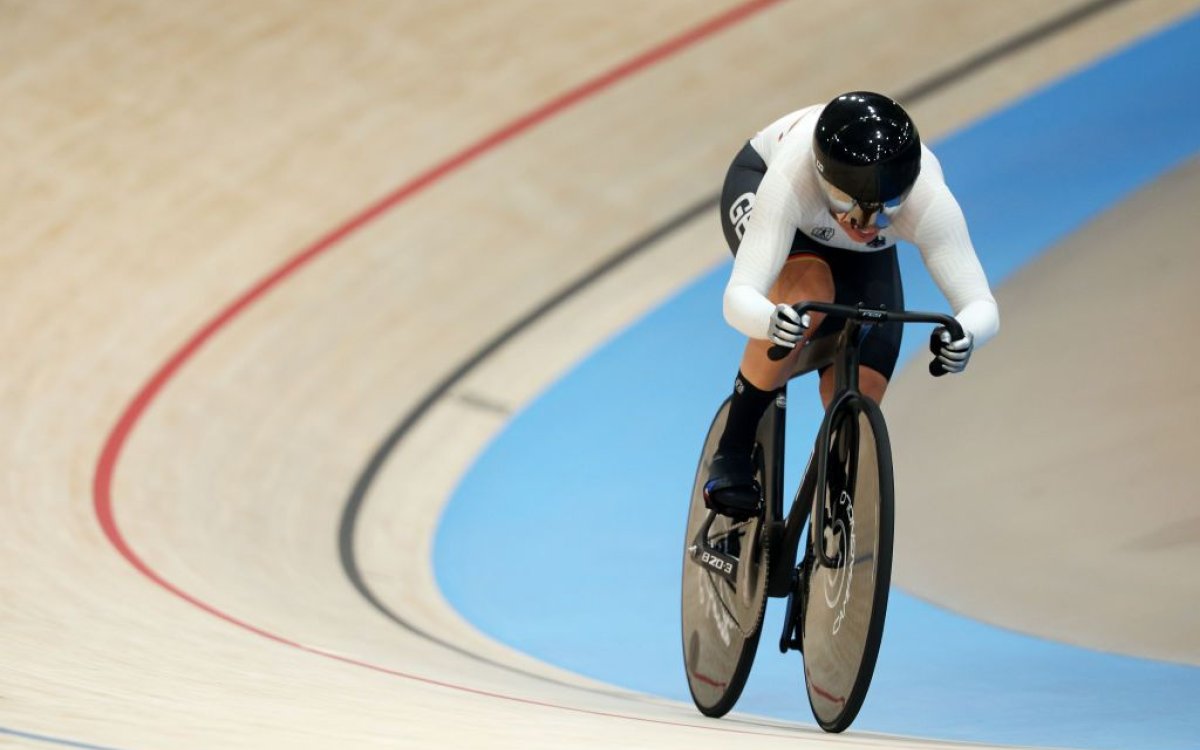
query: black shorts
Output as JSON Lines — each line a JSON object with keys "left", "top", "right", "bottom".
{"left": 719, "top": 141, "right": 904, "bottom": 380}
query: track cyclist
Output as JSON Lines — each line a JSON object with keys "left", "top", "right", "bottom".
{"left": 704, "top": 91, "right": 1000, "bottom": 519}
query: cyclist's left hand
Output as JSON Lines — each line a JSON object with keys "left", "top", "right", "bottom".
{"left": 930, "top": 327, "right": 974, "bottom": 374}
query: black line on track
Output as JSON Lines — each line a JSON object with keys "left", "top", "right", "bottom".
{"left": 898, "top": 0, "right": 1133, "bottom": 102}
{"left": 337, "top": 196, "right": 716, "bottom": 692}
{"left": 455, "top": 391, "right": 514, "bottom": 415}
{"left": 337, "top": 0, "right": 1134, "bottom": 691}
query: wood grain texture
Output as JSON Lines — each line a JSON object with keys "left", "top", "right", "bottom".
{"left": 2, "top": 1, "right": 1196, "bottom": 746}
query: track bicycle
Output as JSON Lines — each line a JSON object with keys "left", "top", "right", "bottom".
{"left": 680, "top": 302, "right": 963, "bottom": 732}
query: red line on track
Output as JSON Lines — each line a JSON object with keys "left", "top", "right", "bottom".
{"left": 92, "top": 0, "right": 791, "bottom": 738}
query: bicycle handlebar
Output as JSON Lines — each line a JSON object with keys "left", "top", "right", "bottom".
{"left": 766, "top": 302, "right": 964, "bottom": 377}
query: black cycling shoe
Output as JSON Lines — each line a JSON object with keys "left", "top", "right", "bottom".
{"left": 703, "top": 450, "right": 762, "bottom": 520}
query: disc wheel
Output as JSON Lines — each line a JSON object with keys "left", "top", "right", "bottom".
{"left": 680, "top": 399, "right": 770, "bottom": 717}
{"left": 801, "top": 397, "right": 894, "bottom": 732}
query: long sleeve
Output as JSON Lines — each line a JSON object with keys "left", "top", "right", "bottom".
{"left": 722, "top": 152, "right": 806, "bottom": 339}
{"left": 901, "top": 179, "right": 1000, "bottom": 345}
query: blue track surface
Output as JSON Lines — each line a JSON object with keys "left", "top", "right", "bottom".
{"left": 436, "top": 14, "right": 1200, "bottom": 749}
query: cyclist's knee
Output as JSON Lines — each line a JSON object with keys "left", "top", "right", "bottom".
{"left": 818, "top": 366, "right": 889, "bottom": 407}
{"left": 860, "top": 368, "right": 889, "bottom": 404}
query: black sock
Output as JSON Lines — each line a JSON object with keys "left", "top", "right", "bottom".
{"left": 717, "top": 371, "right": 777, "bottom": 456}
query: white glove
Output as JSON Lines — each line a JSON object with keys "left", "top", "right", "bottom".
{"left": 767, "top": 304, "right": 810, "bottom": 348}
{"left": 931, "top": 327, "right": 974, "bottom": 374}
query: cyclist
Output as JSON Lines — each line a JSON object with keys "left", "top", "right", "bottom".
{"left": 705, "top": 91, "right": 999, "bottom": 519}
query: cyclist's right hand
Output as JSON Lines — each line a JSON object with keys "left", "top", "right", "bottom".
{"left": 768, "top": 304, "right": 810, "bottom": 348}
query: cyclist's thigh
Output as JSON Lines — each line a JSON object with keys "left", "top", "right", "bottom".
{"left": 816, "top": 246, "right": 905, "bottom": 380}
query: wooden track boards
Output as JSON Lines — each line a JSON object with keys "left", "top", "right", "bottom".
{"left": 2, "top": 1, "right": 1196, "bottom": 746}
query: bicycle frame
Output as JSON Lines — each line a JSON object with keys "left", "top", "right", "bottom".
{"left": 770, "top": 303, "right": 963, "bottom": 571}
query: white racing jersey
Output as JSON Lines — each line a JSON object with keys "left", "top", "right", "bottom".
{"left": 726, "top": 105, "right": 1000, "bottom": 345}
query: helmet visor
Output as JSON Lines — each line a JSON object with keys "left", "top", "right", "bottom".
{"left": 818, "top": 174, "right": 908, "bottom": 229}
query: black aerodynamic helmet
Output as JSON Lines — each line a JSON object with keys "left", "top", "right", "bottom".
{"left": 813, "top": 91, "right": 921, "bottom": 206}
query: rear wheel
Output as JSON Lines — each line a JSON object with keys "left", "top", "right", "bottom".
{"left": 801, "top": 397, "right": 894, "bottom": 732}
{"left": 681, "top": 399, "right": 771, "bottom": 717}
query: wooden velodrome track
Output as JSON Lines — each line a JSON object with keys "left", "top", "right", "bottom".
{"left": 3, "top": 1, "right": 1197, "bottom": 748}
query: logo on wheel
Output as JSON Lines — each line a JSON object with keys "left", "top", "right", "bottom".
{"left": 822, "top": 490, "right": 855, "bottom": 635}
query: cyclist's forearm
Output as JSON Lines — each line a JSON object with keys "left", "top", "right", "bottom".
{"left": 954, "top": 298, "right": 1000, "bottom": 346}
{"left": 723, "top": 282, "right": 775, "bottom": 340}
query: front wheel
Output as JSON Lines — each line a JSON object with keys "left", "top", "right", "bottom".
{"left": 801, "top": 396, "right": 894, "bottom": 732}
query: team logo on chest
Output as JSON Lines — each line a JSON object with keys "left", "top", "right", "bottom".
{"left": 811, "top": 227, "right": 835, "bottom": 241}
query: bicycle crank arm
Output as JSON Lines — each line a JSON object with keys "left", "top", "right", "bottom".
{"left": 688, "top": 512, "right": 740, "bottom": 584}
